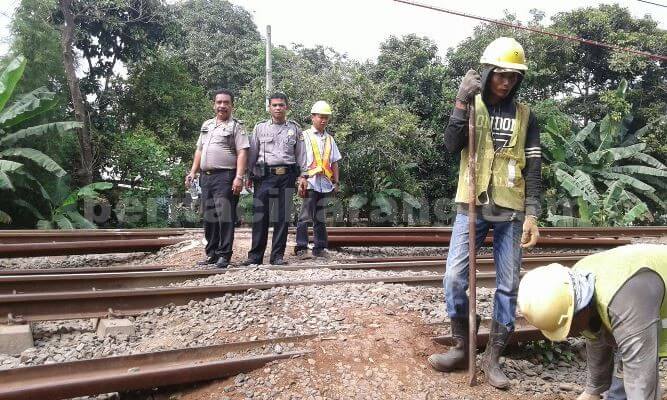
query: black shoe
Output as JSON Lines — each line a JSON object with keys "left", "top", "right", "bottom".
{"left": 482, "top": 320, "right": 511, "bottom": 389}
{"left": 196, "top": 256, "right": 219, "bottom": 266}
{"left": 240, "top": 259, "right": 262, "bottom": 267}
{"left": 428, "top": 315, "right": 481, "bottom": 372}
{"left": 312, "top": 249, "right": 330, "bottom": 258}
{"left": 214, "top": 258, "right": 230, "bottom": 269}
{"left": 270, "top": 258, "right": 287, "bottom": 266}
{"left": 294, "top": 248, "right": 311, "bottom": 259}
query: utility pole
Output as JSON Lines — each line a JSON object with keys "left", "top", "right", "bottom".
{"left": 265, "top": 25, "right": 273, "bottom": 111}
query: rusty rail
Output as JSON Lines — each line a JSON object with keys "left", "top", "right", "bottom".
{"left": 0, "top": 238, "right": 188, "bottom": 258}
{"left": 432, "top": 317, "right": 553, "bottom": 348}
{"left": 0, "top": 230, "right": 188, "bottom": 244}
{"left": 0, "top": 255, "right": 583, "bottom": 294}
{"left": 0, "top": 275, "right": 445, "bottom": 322}
{"left": 319, "top": 226, "right": 667, "bottom": 238}
{"left": 327, "top": 235, "right": 631, "bottom": 247}
{"left": 0, "top": 264, "right": 172, "bottom": 275}
{"left": 0, "top": 335, "right": 312, "bottom": 400}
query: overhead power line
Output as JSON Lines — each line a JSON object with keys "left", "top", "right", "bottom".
{"left": 636, "top": 0, "right": 667, "bottom": 8}
{"left": 392, "top": 0, "right": 667, "bottom": 62}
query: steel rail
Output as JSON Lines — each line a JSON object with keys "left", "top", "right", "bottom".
{"left": 432, "top": 317, "right": 553, "bottom": 347}
{"left": 0, "top": 264, "right": 173, "bottom": 276}
{"left": 313, "top": 226, "right": 667, "bottom": 238}
{"left": 0, "top": 269, "right": 227, "bottom": 294}
{"left": 0, "top": 335, "right": 312, "bottom": 400}
{"left": 350, "top": 251, "right": 593, "bottom": 263}
{"left": 327, "top": 235, "right": 631, "bottom": 247}
{"left": 0, "top": 238, "right": 188, "bottom": 258}
{"left": 0, "top": 275, "right": 447, "bottom": 322}
{"left": 0, "top": 231, "right": 189, "bottom": 244}
{"left": 0, "top": 255, "right": 582, "bottom": 294}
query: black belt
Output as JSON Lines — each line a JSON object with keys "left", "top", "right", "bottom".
{"left": 266, "top": 165, "right": 296, "bottom": 175}
{"left": 203, "top": 169, "right": 235, "bottom": 175}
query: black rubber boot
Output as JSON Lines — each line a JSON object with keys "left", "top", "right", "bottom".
{"left": 428, "top": 316, "right": 480, "bottom": 372}
{"left": 482, "top": 320, "right": 511, "bottom": 389}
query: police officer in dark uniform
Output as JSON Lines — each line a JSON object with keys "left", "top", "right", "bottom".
{"left": 242, "top": 92, "right": 303, "bottom": 266}
{"left": 186, "top": 89, "right": 249, "bottom": 268}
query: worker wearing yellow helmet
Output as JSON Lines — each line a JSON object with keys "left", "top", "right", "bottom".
{"left": 294, "top": 100, "right": 342, "bottom": 259}
{"left": 429, "top": 36, "right": 542, "bottom": 390}
{"left": 518, "top": 244, "right": 667, "bottom": 400}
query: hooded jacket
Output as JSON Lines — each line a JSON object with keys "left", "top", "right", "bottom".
{"left": 443, "top": 65, "right": 542, "bottom": 221}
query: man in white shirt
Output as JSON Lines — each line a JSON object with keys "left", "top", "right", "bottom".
{"left": 294, "top": 101, "right": 342, "bottom": 258}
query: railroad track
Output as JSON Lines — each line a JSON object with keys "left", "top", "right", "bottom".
{"left": 0, "top": 254, "right": 585, "bottom": 294}
{"left": 431, "top": 316, "right": 556, "bottom": 348}
{"left": 0, "top": 238, "right": 189, "bottom": 258}
{"left": 0, "top": 229, "right": 189, "bottom": 244}
{"left": 0, "top": 334, "right": 313, "bottom": 400}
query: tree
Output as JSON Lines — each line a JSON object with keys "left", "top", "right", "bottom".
{"left": 175, "top": 0, "right": 262, "bottom": 92}
{"left": 0, "top": 56, "right": 81, "bottom": 225}
{"left": 120, "top": 52, "right": 210, "bottom": 163}
{"left": 54, "top": 0, "right": 174, "bottom": 184}
{"left": 374, "top": 34, "right": 449, "bottom": 129}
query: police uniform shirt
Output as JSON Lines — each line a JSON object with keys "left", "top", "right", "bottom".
{"left": 196, "top": 117, "right": 250, "bottom": 171}
{"left": 248, "top": 119, "right": 302, "bottom": 174}
{"left": 299, "top": 129, "right": 342, "bottom": 193}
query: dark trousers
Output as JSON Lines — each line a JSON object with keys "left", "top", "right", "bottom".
{"left": 295, "top": 190, "right": 330, "bottom": 251}
{"left": 247, "top": 171, "right": 296, "bottom": 263}
{"left": 200, "top": 170, "right": 238, "bottom": 260}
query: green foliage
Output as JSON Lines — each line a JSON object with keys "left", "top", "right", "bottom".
{"left": 35, "top": 182, "right": 113, "bottom": 229}
{"left": 525, "top": 340, "right": 578, "bottom": 365}
{"left": 0, "top": 56, "right": 83, "bottom": 226}
{"left": 175, "top": 0, "right": 262, "bottom": 92}
{"left": 120, "top": 52, "right": 210, "bottom": 163}
{"left": 542, "top": 81, "right": 666, "bottom": 226}
{"left": 105, "top": 126, "right": 173, "bottom": 195}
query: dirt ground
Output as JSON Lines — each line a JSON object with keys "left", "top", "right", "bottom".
{"left": 168, "top": 307, "right": 566, "bottom": 400}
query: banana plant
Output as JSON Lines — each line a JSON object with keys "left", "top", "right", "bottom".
{"left": 0, "top": 56, "right": 82, "bottom": 224}
{"left": 542, "top": 80, "right": 666, "bottom": 226}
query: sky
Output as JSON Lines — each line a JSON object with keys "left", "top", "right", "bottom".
{"left": 0, "top": 0, "right": 665, "bottom": 60}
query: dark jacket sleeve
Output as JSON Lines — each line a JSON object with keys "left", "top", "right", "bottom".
{"left": 523, "top": 111, "right": 542, "bottom": 217}
{"left": 443, "top": 107, "right": 469, "bottom": 154}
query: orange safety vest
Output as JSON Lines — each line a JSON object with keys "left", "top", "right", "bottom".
{"left": 305, "top": 128, "right": 334, "bottom": 180}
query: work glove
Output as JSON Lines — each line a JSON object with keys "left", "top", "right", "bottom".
{"left": 456, "top": 69, "right": 481, "bottom": 104}
{"left": 521, "top": 215, "right": 539, "bottom": 248}
{"left": 576, "top": 392, "right": 601, "bottom": 400}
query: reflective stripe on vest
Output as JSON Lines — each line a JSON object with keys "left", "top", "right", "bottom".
{"left": 573, "top": 244, "right": 667, "bottom": 357}
{"left": 305, "top": 129, "right": 334, "bottom": 180}
{"left": 454, "top": 94, "right": 530, "bottom": 211}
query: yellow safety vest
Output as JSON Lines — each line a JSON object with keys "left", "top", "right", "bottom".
{"left": 573, "top": 244, "right": 667, "bottom": 356}
{"left": 304, "top": 128, "right": 334, "bottom": 180}
{"left": 454, "top": 94, "right": 530, "bottom": 211}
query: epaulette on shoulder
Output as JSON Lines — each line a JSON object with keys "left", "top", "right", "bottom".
{"left": 232, "top": 118, "right": 244, "bottom": 125}
{"left": 288, "top": 119, "right": 301, "bottom": 129}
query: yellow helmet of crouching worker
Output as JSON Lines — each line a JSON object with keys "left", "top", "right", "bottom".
{"left": 517, "top": 263, "right": 575, "bottom": 341}
{"left": 311, "top": 100, "right": 333, "bottom": 115}
{"left": 480, "top": 37, "right": 528, "bottom": 72}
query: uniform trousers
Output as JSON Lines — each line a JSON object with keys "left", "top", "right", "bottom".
{"left": 200, "top": 169, "right": 238, "bottom": 260}
{"left": 584, "top": 269, "right": 663, "bottom": 400}
{"left": 295, "top": 190, "right": 330, "bottom": 251}
{"left": 248, "top": 170, "right": 297, "bottom": 263}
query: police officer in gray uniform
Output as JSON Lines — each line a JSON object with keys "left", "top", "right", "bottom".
{"left": 242, "top": 92, "right": 303, "bottom": 266}
{"left": 186, "top": 89, "right": 249, "bottom": 268}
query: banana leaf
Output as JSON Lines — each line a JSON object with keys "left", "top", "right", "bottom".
{"left": 0, "top": 56, "right": 26, "bottom": 112}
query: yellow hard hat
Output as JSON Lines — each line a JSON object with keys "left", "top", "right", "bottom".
{"left": 311, "top": 100, "right": 332, "bottom": 115}
{"left": 480, "top": 37, "right": 528, "bottom": 72}
{"left": 517, "top": 263, "right": 574, "bottom": 342}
